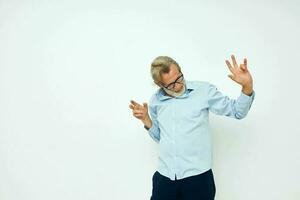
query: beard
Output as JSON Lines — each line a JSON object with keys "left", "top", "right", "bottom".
{"left": 162, "top": 80, "right": 186, "bottom": 97}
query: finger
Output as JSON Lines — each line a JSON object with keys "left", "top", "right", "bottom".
{"left": 225, "top": 60, "right": 234, "bottom": 74}
{"left": 129, "top": 103, "right": 139, "bottom": 110}
{"left": 231, "top": 55, "right": 238, "bottom": 68}
{"left": 244, "top": 58, "right": 248, "bottom": 71}
{"left": 134, "top": 113, "right": 143, "bottom": 117}
{"left": 228, "top": 74, "right": 235, "bottom": 81}
{"left": 244, "top": 58, "right": 247, "bottom": 67}
{"left": 130, "top": 100, "right": 140, "bottom": 107}
{"left": 129, "top": 104, "right": 134, "bottom": 110}
{"left": 133, "top": 110, "right": 143, "bottom": 114}
{"left": 228, "top": 74, "right": 239, "bottom": 84}
{"left": 240, "top": 64, "right": 247, "bottom": 71}
{"left": 130, "top": 100, "right": 142, "bottom": 109}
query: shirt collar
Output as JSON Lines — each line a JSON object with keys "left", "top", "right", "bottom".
{"left": 157, "top": 80, "right": 195, "bottom": 101}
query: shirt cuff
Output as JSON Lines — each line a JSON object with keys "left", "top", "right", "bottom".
{"left": 238, "top": 90, "right": 255, "bottom": 107}
{"left": 240, "top": 90, "right": 255, "bottom": 99}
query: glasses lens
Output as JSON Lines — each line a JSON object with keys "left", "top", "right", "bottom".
{"left": 165, "top": 74, "right": 184, "bottom": 90}
{"left": 178, "top": 75, "right": 184, "bottom": 82}
{"left": 166, "top": 83, "right": 175, "bottom": 90}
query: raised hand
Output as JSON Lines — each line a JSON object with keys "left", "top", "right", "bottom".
{"left": 225, "top": 54, "right": 253, "bottom": 95}
{"left": 129, "top": 100, "right": 150, "bottom": 121}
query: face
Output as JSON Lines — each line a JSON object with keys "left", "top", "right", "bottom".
{"left": 159, "top": 64, "right": 184, "bottom": 92}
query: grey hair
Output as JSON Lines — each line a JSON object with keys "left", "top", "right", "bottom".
{"left": 150, "top": 56, "right": 182, "bottom": 84}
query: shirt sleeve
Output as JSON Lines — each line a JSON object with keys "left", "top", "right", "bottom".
{"left": 143, "top": 96, "right": 160, "bottom": 143}
{"left": 207, "top": 83, "right": 255, "bottom": 119}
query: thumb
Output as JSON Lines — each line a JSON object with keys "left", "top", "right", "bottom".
{"left": 228, "top": 74, "right": 235, "bottom": 81}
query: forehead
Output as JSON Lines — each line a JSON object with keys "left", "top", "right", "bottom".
{"left": 161, "top": 64, "right": 181, "bottom": 85}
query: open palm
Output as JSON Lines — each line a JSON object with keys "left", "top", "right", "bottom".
{"left": 225, "top": 55, "right": 253, "bottom": 87}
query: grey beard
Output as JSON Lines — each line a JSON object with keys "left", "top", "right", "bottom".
{"left": 163, "top": 80, "right": 186, "bottom": 97}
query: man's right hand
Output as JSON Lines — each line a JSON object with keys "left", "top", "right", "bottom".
{"left": 129, "top": 100, "right": 152, "bottom": 129}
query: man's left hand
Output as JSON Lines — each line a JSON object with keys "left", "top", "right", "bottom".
{"left": 225, "top": 54, "right": 253, "bottom": 95}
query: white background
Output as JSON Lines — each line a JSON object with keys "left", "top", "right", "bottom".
{"left": 1, "top": 0, "right": 299, "bottom": 199}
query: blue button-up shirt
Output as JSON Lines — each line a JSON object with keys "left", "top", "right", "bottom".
{"left": 144, "top": 80, "right": 255, "bottom": 180}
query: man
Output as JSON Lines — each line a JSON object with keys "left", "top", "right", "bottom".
{"left": 129, "top": 55, "right": 255, "bottom": 200}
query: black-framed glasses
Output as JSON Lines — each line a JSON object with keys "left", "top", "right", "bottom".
{"left": 162, "top": 73, "right": 184, "bottom": 90}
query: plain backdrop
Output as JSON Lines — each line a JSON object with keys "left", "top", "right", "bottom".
{"left": 1, "top": 0, "right": 300, "bottom": 199}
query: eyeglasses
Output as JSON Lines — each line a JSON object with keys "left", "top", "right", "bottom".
{"left": 162, "top": 73, "right": 184, "bottom": 90}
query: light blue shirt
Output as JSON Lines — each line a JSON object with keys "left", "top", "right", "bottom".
{"left": 144, "top": 80, "right": 255, "bottom": 180}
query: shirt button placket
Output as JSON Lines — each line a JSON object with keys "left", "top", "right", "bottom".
{"left": 172, "top": 100, "right": 178, "bottom": 180}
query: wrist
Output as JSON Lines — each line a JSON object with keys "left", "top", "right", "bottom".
{"left": 142, "top": 116, "right": 152, "bottom": 129}
{"left": 242, "top": 85, "right": 253, "bottom": 96}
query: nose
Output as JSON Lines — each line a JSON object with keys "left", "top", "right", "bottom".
{"left": 175, "top": 83, "right": 183, "bottom": 91}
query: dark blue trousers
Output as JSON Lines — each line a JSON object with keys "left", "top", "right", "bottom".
{"left": 150, "top": 169, "right": 216, "bottom": 200}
